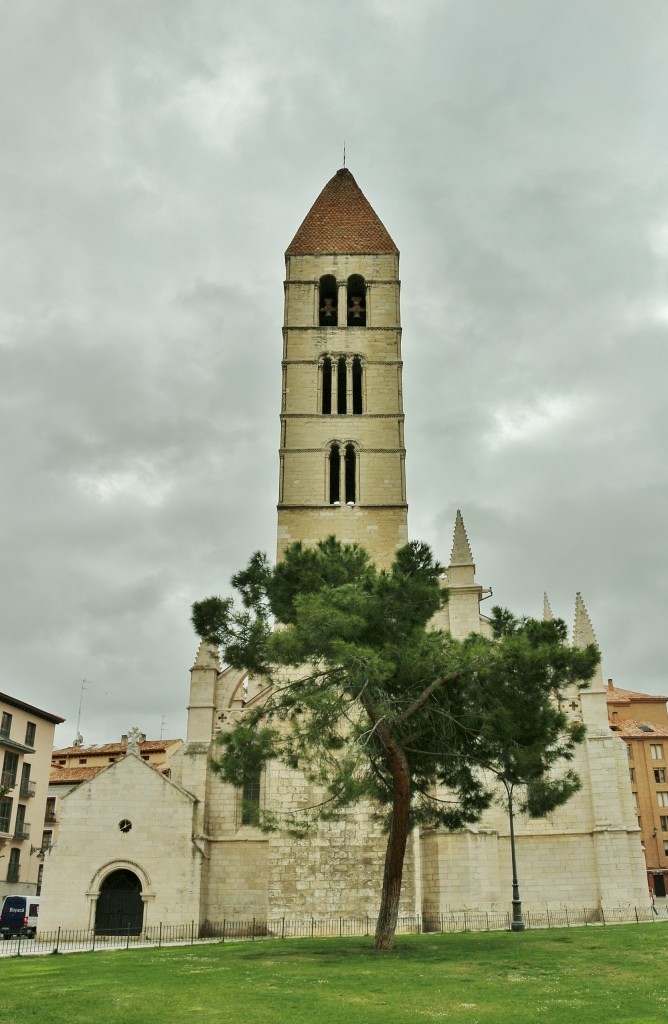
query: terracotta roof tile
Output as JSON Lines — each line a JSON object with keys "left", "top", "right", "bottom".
{"left": 53, "top": 739, "right": 181, "bottom": 757}
{"left": 606, "top": 685, "right": 668, "bottom": 706}
{"left": 611, "top": 720, "right": 668, "bottom": 739}
{"left": 49, "top": 765, "right": 105, "bottom": 784}
{"left": 286, "top": 168, "right": 398, "bottom": 256}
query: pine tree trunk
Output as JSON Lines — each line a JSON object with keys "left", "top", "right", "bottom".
{"left": 374, "top": 747, "right": 411, "bottom": 951}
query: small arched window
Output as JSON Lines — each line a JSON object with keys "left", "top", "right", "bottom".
{"left": 329, "top": 443, "right": 341, "bottom": 504}
{"left": 319, "top": 275, "right": 337, "bottom": 326}
{"left": 345, "top": 444, "right": 356, "bottom": 504}
{"left": 347, "top": 275, "right": 366, "bottom": 326}
{"left": 322, "top": 357, "right": 332, "bottom": 414}
{"left": 337, "top": 357, "right": 347, "bottom": 414}
{"left": 352, "top": 356, "right": 363, "bottom": 414}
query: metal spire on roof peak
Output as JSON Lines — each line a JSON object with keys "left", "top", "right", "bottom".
{"left": 572, "top": 592, "right": 598, "bottom": 649}
{"left": 543, "top": 593, "right": 554, "bottom": 621}
{"left": 449, "top": 510, "right": 475, "bottom": 567}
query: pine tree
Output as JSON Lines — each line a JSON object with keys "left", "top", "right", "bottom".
{"left": 192, "top": 538, "right": 598, "bottom": 950}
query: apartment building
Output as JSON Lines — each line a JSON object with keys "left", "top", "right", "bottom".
{"left": 0, "top": 693, "right": 64, "bottom": 898}
{"left": 607, "top": 681, "right": 668, "bottom": 896}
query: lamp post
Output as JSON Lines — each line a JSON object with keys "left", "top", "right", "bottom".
{"left": 507, "top": 784, "right": 525, "bottom": 932}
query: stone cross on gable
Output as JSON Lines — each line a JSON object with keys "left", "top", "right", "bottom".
{"left": 126, "top": 726, "right": 143, "bottom": 755}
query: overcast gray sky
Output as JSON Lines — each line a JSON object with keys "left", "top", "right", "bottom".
{"left": 2, "top": 0, "right": 667, "bottom": 747}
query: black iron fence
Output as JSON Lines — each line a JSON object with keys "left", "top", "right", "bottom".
{"left": 2, "top": 904, "right": 666, "bottom": 957}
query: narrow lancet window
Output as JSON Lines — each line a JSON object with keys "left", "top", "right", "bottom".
{"left": 319, "top": 275, "right": 337, "bottom": 326}
{"left": 337, "top": 356, "right": 347, "bottom": 414}
{"left": 344, "top": 444, "right": 356, "bottom": 504}
{"left": 347, "top": 275, "right": 366, "bottom": 326}
{"left": 329, "top": 443, "right": 341, "bottom": 504}
{"left": 241, "top": 770, "right": 261, "bottom": 826}
{"left": 322, "top": 357, "right": 332, "bottom": 414}
{"left": 352, "top": 356, "right": 363, "bottom": 414}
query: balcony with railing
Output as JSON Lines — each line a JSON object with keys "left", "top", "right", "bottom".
{"left": 0, "top": 771, "right": 17, "bottom": 790}
{"left": 19, "top": 779, "right": 36, "bottom": 799}
{"left": 0, "top": 816, "right": 11, "bottom": 836}
{"left": 45, "top": 809, "right": 58, "bottom": 823}
{"left": 13, "top": 820, "right": 30, "bottom": 840}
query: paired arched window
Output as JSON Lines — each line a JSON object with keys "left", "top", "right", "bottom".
{"left": 329, "top": 442, "right": 357, "bottom": 504}
{"left": 321, "top": 355, "right": 364, "bottom": 414}
{"left": 319, "top": 275, "right": 337, "bottom": 326}
{"left": 347, "top": 275, "right": 366, "bottom": 326}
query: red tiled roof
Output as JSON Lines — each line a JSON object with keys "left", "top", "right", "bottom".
{"left": 286, "top": 168, "right": 398, "bottom": 256}
{"left": 49, "top": 765, "right": 105, "bottom": 784}
{"left": 606, "top": 685, "right": 668, "bottom": 706}
{"left": 611, "top": 720, "right": 668, "bottom": 739}
{"left": 53, "top": 739, "right": 181, "bottom": 757}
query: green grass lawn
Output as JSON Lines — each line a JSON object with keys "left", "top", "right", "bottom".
{"left": 2, "top": 924, "right": 665, "bottom": 1023}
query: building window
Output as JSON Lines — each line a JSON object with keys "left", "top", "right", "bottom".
{"left": 629, "top": 768, "right": 635, "bottom": 783}
{"left": 0, "top": 712, "right": 11, "bottom": 740}
{"left": 337, "top": 356, "right": 347, "bottom": 413}
{"left": 6, "top": 848, "right": 20, "bottom": 883}
{"left": 0, "top": 798, "right": 12, "bottom": 834}
{"left": 78, "top": 758, "right": 87, "bottom": 765}
{"left": 658, "top": 792, "right": 668, "bottom": 808}
{"left": 352, "top": 356, "right": 363, "bottom": 414}
{"left": 41, "top": 829, "right": 53, "bottom": 849}
{"left": 344, "top": 444, "right": 356, "bottom": 504}
{"left": 36, "top": 863, "right": 44, "bottom": 896}
{"left": 45, "top": 798, "right": 57, "bottom": 823}
{"left": 14, "top": 804, "right": 28, "bottom": 838}
{"left": 664, "top": 841, "right": 668, "bottom": 856}
{"left": 651, "top": 744, "right": 664, "bottom": 760}
{"left": 347, "top": 275, "right": 366, "bottom": 326}
{"left": 626, "top": 744, "right": 632, "bottom": 760}
{"left": 655, "top": 768, "right": 667, "bottom": 784}
{"left": 329, "top": 443, "right": 341, "bottom": 504}
{"left": 2, "top": 751, "right": 18, "bottom": 790}
{"left": 25, "top": 721, "right": 36, "bottom": 747}
{"left": 318, "top": 274, "right": 337, "bottom": 326}
{"left": 660, "top": 816, "right": 668, "bottom": 832}
{"left": 321, "top": 357, "right": 332, "bottom": 414}
{"left": 241, "top": 771, "right": 261, "bottom": 826}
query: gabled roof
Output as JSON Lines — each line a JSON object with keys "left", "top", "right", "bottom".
{"left": 606, "top": 685, "right": 668, "bottom": 706}
{"left": 286, "top": 168, "right": 398, "bottom": 256}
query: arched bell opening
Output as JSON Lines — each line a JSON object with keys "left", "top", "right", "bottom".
{"left": 329, "top": 443, "right": 341, "bottom": 504}
{"left": 319, "top": 275, "right": 338, "bottom": 326}
{"left": 347, "top": 275, "right": 366, "bottom": 327}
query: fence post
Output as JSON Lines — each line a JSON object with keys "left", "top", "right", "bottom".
{"left": 16, "top": 931, "right": 22, "bottom": 957}
{"left": 565, "top": 908, "right": 569, "bottom": 928}
{"left": 311, "top": 917, "right": 314, "bottom": 939}
{"left": 601, "top": 908, "right": 606, "bottom": 926}
{"left": 222, "top": 919, "right": 226, "bottom": 944}
{"left": 191, "top": 921, "right": 195, "bottom": 945}
{"left": 635, "top": 906, "right": 639, "bottom": 923}
{"left": 463, "top": 912, "right": 467, "bottom": 933}
{"left": 54, "top": 926, "right": 60, "bottom": 954}
{"left": 281, "top": 917, "right": 284, "bottom": 940}
{"left": 126, "top": 925, "right": 131, "bottom": 950}
{"left": 339, "top": 916, "right": 342, "bottom": 938}
{"left": 365, "top": 915, "right": 369, "bottom": 937}
{"left": 92, "top": 928, "right": 96, "bottom": 952}
{"left": 486, "top": 912, "right": 490, "bottom": 932}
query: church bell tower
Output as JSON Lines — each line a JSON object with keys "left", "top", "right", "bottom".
{"left": 278, "top": 168, "right": 408, "bottom": 567}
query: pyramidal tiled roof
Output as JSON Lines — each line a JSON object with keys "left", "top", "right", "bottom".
{"left": 286, "top": 168, "right": 398, "bottom": 255}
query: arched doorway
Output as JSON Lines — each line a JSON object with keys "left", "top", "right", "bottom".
{"left": 95, "top": 869, "right": 143, "bottom": 936}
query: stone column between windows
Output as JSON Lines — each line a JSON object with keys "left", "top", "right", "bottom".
{"left": 337, "top": 283, "right": 347, "bottom": 327}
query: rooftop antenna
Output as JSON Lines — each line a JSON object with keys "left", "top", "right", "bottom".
{"left": 73, "top": 679, "right": 89, "bottom": 746}
{"left": 342, "top": 141, "right": 346, "bottom": 168}
{"left": 160, "top": 714, "right": 167, "bottom": 740}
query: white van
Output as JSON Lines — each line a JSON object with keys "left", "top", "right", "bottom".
{"left": 0, "top": 894, "right": 40, "bottom": 938}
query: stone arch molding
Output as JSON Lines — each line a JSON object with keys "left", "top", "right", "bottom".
{"left": 87, "top": 859, "right": 154, "bottom": 899}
